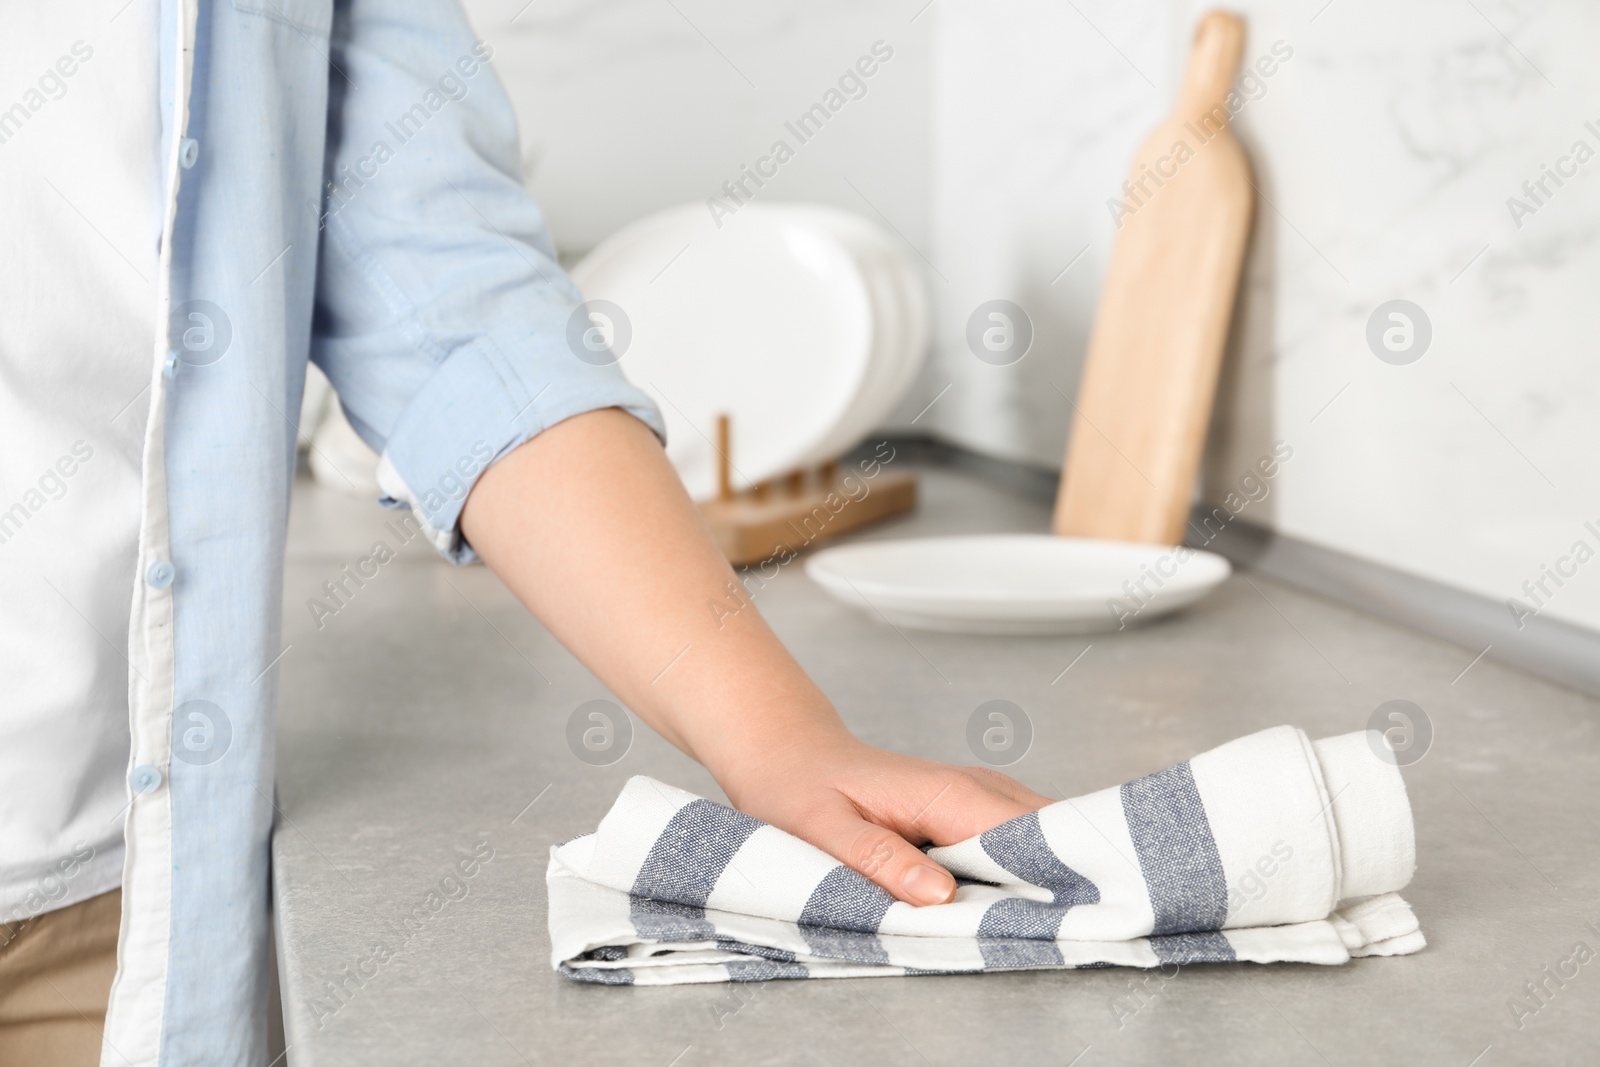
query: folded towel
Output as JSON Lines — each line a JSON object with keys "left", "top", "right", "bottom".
{"left": 547, "top": 726, "right": 1424, "bottom": 984}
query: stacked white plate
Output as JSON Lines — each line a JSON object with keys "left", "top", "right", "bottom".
{"left": 570, "top": 203, "right": 928, "bottom": 501}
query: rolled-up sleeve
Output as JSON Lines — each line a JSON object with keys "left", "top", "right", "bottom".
{"left": 310, "top": 0, "right": 663, "bottom": 562}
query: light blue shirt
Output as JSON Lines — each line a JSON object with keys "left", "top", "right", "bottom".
{"left": 102, "top": 2, "right": 662, "bottom": 1062}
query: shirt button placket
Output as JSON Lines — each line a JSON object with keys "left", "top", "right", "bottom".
{"left": 136, "top": 561, "right": 174, "bottom": 793}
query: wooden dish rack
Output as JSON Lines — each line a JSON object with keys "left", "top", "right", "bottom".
{"left": 697, "top": 414, "right": 917, "bottom": 566}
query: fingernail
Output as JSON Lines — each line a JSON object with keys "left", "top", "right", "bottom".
{"left": 901, "top": 864, "right": 955, "bottom": 906}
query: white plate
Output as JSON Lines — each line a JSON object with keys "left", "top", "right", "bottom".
{"left": 797, "top": 214, "right": 906, "bottom": 467}
{"left": 779, "top": 205, "right": 928, "bottom": 467}
{"left": 805, "top": 534, "right": 1232, "bottom": 635}
{"left": 571, "top": 204, "right": 876, "bottom": 501}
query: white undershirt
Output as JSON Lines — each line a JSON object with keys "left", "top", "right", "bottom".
{"left": 0, "top": 5, "right": 160, "bottom": 920}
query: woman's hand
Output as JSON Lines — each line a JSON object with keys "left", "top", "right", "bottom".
{"left": 463, "top": 408, "right": 1051, "bottom": 906}
{"left": 717, "top": 735, "right": 1054, "bottom": 906}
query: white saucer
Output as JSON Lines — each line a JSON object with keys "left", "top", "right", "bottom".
{"left": 805, "top": 534, "right": 1232, "bottom": 635}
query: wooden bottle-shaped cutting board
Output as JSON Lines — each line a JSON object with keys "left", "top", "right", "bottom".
{"left": 1052, "top": 10, "right": 1254, "bottom": 545}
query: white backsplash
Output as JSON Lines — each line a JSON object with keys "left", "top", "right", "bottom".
{"left": 922, "top": 0, "right": 1169, "bottom": 467}
{"left": 461, "top": 0, "right": 932, "bottom": 254}
{"left": 1188, "top": 0, "right": 1600, "bottom": 633}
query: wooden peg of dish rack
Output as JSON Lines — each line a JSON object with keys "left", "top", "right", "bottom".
{"left": 698, "top": 413, "right": 917, "bottom": 566}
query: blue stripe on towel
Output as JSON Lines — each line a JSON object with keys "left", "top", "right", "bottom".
{"left": 903, "top": 966, "right": 984, "bottom": 976}
{"left": 562, "top": 965, "right": 636, "bottom": 985}
{"left": 974, "top": 926, "right": 1070, "bottom": 968}
{"left": 629, "top": 800, "right": 763, "bottom": 940}
{"left": 798, "top": 866, "right": 896, "bottom": 963}
{"left": 1149, "top": 931, "right": 1236, "bottom": 964}
{"left": 716, "top": 940, "right": 797, "bottom": 963}
{"left": 727, "top": 959, "right": 810, "bottom": 982}
{"left": 1120, "top": 761, "right": 1229, "bottom": 935}
{"left": 630, "top": 896, "right": 716, "bottom": 941}
{"left": 975, "top": 811, "right": 1100, "bottom": 968}
{"left": 796, "top": 925, "right": 894, "bottom": 965}
{"left": 799, "top": 867, "right": 897, "bottom": 932}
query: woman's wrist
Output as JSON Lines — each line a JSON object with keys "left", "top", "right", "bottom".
{"left": 694, "top": 697, "right": 860, "bottom": 809}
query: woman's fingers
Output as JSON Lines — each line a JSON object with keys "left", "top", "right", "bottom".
{"left": 800, "top": 800, "right": 958, "bottom": 906}
{"left": 743, "top": 752, "right": 1058, "bottom": 907}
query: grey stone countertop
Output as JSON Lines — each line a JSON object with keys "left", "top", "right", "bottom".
{"left": 273, "top": 460, "right": 1600, "bottom": 1066}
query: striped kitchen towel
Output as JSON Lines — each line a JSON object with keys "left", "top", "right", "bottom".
{"left": 547, "top": 726, "right": 1424, "bottom": 984}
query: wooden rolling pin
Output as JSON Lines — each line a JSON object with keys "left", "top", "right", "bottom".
{"left": 1053, "top": 10, "right": 1254, "bottom": 545}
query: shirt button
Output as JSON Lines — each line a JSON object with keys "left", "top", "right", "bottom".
{"left": 146, "top": 559, "right": 176, "bottom": 589}
{"left": 162, "top": 349, "right": 179, "bottom": 379}
{"left": 179, "top": 138, "right": 199, "bottom": 169}
{"left": 130, "top": 765, "right": 163, "bottom": 794}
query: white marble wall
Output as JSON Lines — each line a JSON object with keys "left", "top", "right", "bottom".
{"left": 1186, "top": 0, "right": 1600, "bottom": 632}
{"left": 921, "top": 0, "right": 1169, "bottom": 465}
{"left": 461, "top": 0, "right": 933, "bottom": 254}
{"left": 465, "top": 0, "right": 1600, "bottom": 633}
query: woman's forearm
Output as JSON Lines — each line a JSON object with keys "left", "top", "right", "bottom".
{"left": 458, "top": 407, "right": 850, "bottom": 788}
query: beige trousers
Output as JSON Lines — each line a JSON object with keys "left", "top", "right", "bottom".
{"left": 0, "top": 889, "right": 121, "bottom": 1067}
